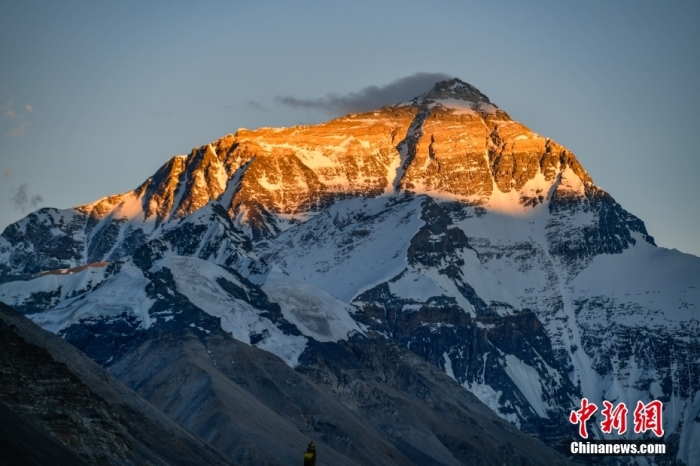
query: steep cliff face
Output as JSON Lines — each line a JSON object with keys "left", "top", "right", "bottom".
{"left": 1, "top": 78, "right": 698, "bottom": 465}
{"left": 1, "top": 78, "right": 599, "bottom": 275}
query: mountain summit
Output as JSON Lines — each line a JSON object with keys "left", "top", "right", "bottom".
{"left": 419, "top": 78, "right": 495, "bottom": 106}
{"left": 2, "top": 77, "right": 605, "bottom": 261}
{"left": 1, "top": 79, "right": 698, "bottom": 465}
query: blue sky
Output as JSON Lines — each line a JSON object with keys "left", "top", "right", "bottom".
{"left": 1, "top": 0, "right": 699, "bottom": 255}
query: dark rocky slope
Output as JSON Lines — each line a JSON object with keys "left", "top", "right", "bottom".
{"left": 105, "top": 321, "right": 575, "bottom": 466}
{"left": 0, "top": 302, "right": 232, "bottom": 466}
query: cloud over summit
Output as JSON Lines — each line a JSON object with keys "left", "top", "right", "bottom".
{"left": 276, "top": 72, "right": 452, "bottom": 115}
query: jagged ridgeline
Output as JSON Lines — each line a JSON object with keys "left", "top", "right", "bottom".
{"left": 1, "top": 79, "right": 699, "bottom": 465}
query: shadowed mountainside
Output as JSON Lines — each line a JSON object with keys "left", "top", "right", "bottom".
{"left": 0, "top": 302, "right": 232, "bottom": 466}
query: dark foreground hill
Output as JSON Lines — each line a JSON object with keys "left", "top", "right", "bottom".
{"left": 0, "top": 302, "right": 232, "bottom": 466}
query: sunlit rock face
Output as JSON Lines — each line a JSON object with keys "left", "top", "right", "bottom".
{"left": 0, "top": 77, "right": 599, "bottom": 268}
{"left": 217, "top": 79, "right": 592, "bottom": 239}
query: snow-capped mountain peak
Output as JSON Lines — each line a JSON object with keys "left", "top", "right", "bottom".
{"left": 1, "top": 78, "right": 698, "bottom": 465}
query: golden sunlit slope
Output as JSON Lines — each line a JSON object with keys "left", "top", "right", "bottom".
{"left": 70, "top": 79, "right": 591, "bottom": 241}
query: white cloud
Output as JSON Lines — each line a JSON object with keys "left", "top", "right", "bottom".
{"left": 7, "top": 120, "right": 30, "bottom": 137}
{"left": 1, "top": 88, "right": 32, "bottom": 136}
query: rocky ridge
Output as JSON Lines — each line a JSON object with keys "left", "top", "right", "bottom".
{"left": 1, "top": 79, "right": 599, "bottom": 274}
{"left": 0, "top": 301, "right": 233, "bottom": 465}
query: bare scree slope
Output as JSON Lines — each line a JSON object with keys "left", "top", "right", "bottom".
{"left": 1, "top": 79, "right": 698, "bottom": 465}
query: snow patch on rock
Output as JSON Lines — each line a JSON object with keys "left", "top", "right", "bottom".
{"left": 262, "top": 266, "right": 363, "bottom": 342}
